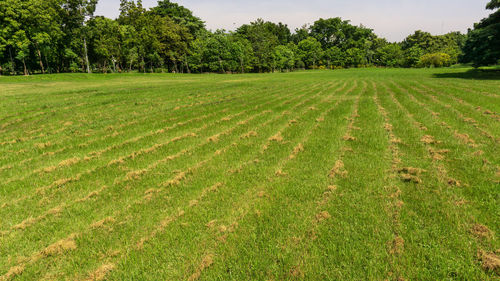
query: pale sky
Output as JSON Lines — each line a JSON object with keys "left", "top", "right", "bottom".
{"left": 95, "top": 0, "right": 491, "bottom": 42}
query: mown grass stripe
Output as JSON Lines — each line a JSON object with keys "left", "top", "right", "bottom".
{"left": 1, "top": 80, "right": 338, "bottom": 279}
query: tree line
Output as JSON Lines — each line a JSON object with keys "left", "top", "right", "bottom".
{"left": 0, "top": 0, "right": 498, "bottom": 75}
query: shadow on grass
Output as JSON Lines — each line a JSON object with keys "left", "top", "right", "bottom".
{"left": 433, "top": 68, "right": 500, "bottom": 80}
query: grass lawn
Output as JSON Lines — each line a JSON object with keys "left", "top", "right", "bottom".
{"left": 0, "top": 68, "right": 499, "bottom": 280}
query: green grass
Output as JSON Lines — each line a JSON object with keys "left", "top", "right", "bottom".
{"left": 0, "top": 68, "right": 498, "bottom": 280}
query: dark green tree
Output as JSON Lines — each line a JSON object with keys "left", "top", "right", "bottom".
{"left": 463, "top": 0, "right": 500, "bottom": 66}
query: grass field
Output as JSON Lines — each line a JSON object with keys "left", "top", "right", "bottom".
{"left": 0, "top": 68, "right": 499, "bottom": 280}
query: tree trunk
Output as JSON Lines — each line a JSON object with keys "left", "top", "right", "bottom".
{"left": 45, "top": 55, "right": 50, "bottom": 73}
{"left": 173, "top": 61, "right": 178, "bottom": 73}
{"left": 9, "top": 47, "right": 15, "bottom": 74}
{"left": 83, "top": 37, "right": 91, "bottom": 74}
{"left": 218, "top": 58, "right": 224, "bottom": 73}
{"left": 112, "top": 56, "right": 116, "bottom": 73}
{"left": 36, "top": 48, "right": 45, "bottom": 74}
{"left": 22, "top": 58, "right": 28, "bottom": 76}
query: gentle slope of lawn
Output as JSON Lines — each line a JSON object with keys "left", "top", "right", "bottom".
{"left": 0, "top": 68, "right": 498, "bottom": 280}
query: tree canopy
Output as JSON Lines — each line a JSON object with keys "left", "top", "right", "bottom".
{"left": 0, "top": 0, "right": 494, "bottom": 75}
{"left": 462, "top": 0, "right": 500, "bottom": 66}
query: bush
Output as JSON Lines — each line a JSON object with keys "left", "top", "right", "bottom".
{"left": 418, "top": 53, "right": 452, "bottom": 68}
{"left": 295, "top": 60, "right": 305, "bottom": 69}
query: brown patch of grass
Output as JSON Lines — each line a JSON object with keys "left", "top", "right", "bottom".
{"left": 343, "top": 135, "right": 356, "bottom": 141}
{"left": 53, "top": 177, "right": 73, "bottom": 187}
{"left": 428, "top": 148, "right": 450, "bottom": 161}
{"left": 328, "top": 185, "right": 337, "bottom": 191}
{"left": 40, "top": 234, "right": 78, "bottom": 257}
{"left": 421, "top": 135, "right": 437, "bottom": 144}
{"left": 189, "top": 200, "right": 199, "bottom": 207}
{"left": 477, "top": 250, "right": 500, "bottom": 273}
{"left": 398, "top": 167, "right": 426, "bottom": 175}
{"left": 289, "top": 265, "right": 304, "bottom": 278}
{"left": 257, "top": 191, "right": 267, "bottom": 198}
{"left": 288, "top": 119, "right": 298, "bottom": 126}
{"left": 41, "top": 166, "right": 57, "bottom": 173}
{"left": 330, "top": 160, "right": 348, "bottom": 178}
{"left": 207, "top": 135, "right": 219, "bottom": 142}
{"left": 316, "top": 117, "right": 324, "bottom": 122}
{"left": 447, "top": 178, "right": 461, "bottom": 187}
{"left": 390, "top": 236, "right": 404, "bottom": 255}
{"left": 188, "top": 254, "right": 214, "bottom": 281}
{"left": 464, "top": 118, "right": 477, "bottom": 124}
{"left": 384, "top": 123, "right": 393, "bottom": 131}
{"left": 12, "top": 217, "right": 36, "bottom": 230}
{"left": 315, "top": 211, "right": 331, "bottom": 222}
{"left": 289, "top": 143, "right": 304, "bottom": 159}
{"left": 308, "top": 106, "right": 317, "bottom": 110}
{"left": 473, "top": 150, "right": 484, "bottom": 157}
{"left": 269, "top": 132, "right": 284, "bottom": 142}
{"left": 165, "top": 171, "right": 187, "bottom": 187}
{"left": 471, "top": 224, "right": 492, "bottom": 239}
{"left": 399, "top": 173, "right": 422, "bottom": 184}
{"left": 85, "top": 263, "right": 115, "bottom": 281}
{"left": 391, "top": 137, "right": 402, "bottom": 144}
{"left": 58, "top": 157, "right": 80, "bottom": 167}
{"left": 2, "top": 265, "right": 25, "bottom": 280}
{"left": 125, "top": 169, "right": 147, "bottom": 181}
{"left": 34, "top": 142, "right": 52, "bottom": 149}
{"left": 275, "top": 170, "right": 288, "bottom": 177}
{"left": 454, "top": 131, "right": 477, "bottom": 147}
{"left": 205, "top": 220, "right": 217, "bottom": 228}
{"left": 77, "top": 187, "right": 106, "bottom": 202}
{"left": 90, "top": 217, "right": 115, "bottom": 229}
{"left": 342, "top": 147, "right": 354, "bottom": 153}
{"left": 240, "top": 131, "right": 258, "bottom": 139}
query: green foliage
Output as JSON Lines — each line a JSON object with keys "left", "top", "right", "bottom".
{"left": 271, "top": 45, "right": 295, "bottom": 71}
{"left": 463, "top": 0, "right": 500, "bottom": 67}
{"left": 152, "top": 0, "right": 205, "bottom": 35}
{"left": 418, "top": 52, "right": 452, "bottom": 68}
{"left": 0, "top": 0, "right": 481, "bottom": 74}
{"left": 345, "top": 48, "right": 365, "bottom": 67}
{"left": 297, "top": 37, "right": 323, "bottom": 69}
{"left": 236, "top": 19, "right": 288, "bottom": 72}
{"left": 375, "top": 44, "right": 404, "bottom": 67}
{"left": 324, "top": 46, "right": 345, "bottom": 68}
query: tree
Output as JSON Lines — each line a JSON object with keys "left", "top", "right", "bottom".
{"left": 291, "top": 25, "right": 309, "bottom": 44}
{"left": 88, "top": 17, "right": 121, "bottom": 72}
{"left": 345, "top": 48, "right": 365, "bottom": 67}
{"left": 403, "top": 46, "right": 424, "bottom": 67}
{"left": 59, "top": 0, "right": 98, "bottom": 73}
{"left": 153, "top": 0, "right": 205, "bottom": 35}
{"left": 324, "top": 46, "right": 345, "bottom": 68}
{"left": 375, "top": 44, "right": 404, "bottom": 67}
{"left": 462, "top": 0, "right": 500, "bottom": 66}
{"left": 297, "top": 37, "right": 323, "bottom": 69}
{"left": 272, "top": 45, "right": 295, "bottom": 72}
{"left": 236, "top": 19, "right": 280, "bottom": 72}
{"left": 418, "top": 52, "right": 451, "bottom": 68}
{"left": 310, "top": 18, "right": 377, "bottom": 51}
{"left": 13, "top": 30, "right": 30, "bottom": 75}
